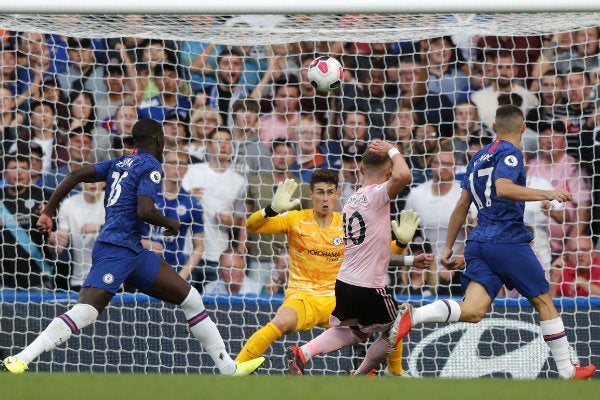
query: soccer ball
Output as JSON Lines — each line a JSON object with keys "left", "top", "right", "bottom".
{"left": 307, "top": 56, "right": 343, "bottom": 92}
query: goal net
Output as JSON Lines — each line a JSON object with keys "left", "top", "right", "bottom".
{"left": 0, "top": 8, "right": 599, "bottom": 377}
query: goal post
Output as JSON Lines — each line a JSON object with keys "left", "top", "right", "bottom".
{"left": 0, "top": 6, "right": 599, "bottom": 377}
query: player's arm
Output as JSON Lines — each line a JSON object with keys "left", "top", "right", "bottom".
{"left": 138, "top": 195, "right": 180, "bottom": 236}
{"left": 496, "top": 178, "right": 572, "bottom": 203}
{"left": 246, "top": 178, "right": 300, "bottom": 233}
{"left": 389, "top": 252, "right": 435, "bottom": 269}
{"left": 37, "top": 165, "right": 97, "bottom": 234}
{"left": 368, "top": 140, "right": 412, "bottom": 198}
{"left": 440, "top": 189, "right": 472, "bottom": 270}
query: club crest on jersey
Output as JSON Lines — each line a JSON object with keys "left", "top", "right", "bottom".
{"left": 150, "top": 171, "right": 161, "bottom": 184}
{"left": 102, "top": 273, "right": 114, "bottom": 284}
{"left": 504, "top": 155, "right": 518, "bottom": 167}
{"left": 333, "top": 237, "right": 343, "bottom": 246}
{"left": 177, "top": 205, "right": 187, "bottom": 216}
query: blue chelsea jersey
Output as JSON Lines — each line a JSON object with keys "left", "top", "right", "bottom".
{"left": 461, "top": 140, "right": 533, "bottom": 244}
{"left": 94, "top": 149, "right": 163, "bottom": 253}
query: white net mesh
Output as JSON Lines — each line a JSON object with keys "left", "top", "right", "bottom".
{"left": 0, "top": 12, "right": 599, "bottom": 377}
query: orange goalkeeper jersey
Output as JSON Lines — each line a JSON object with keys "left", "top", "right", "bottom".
{"left": 247, "top": 209, "right": 344, "bottom": 297}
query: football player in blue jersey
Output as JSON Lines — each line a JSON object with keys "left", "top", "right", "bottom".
{"left": 389, "top": 105, "right": 596, "bottom": 380}
{"left": 2, "top": 118, "right": 264, "bottom": 376}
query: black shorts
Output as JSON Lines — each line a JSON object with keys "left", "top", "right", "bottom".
{"left": 331, "top": 279, "right": 398, "bottom": 333}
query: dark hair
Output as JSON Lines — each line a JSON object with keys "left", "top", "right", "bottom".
{"left": 232, "top": 98, "right": 260, "bottom": 114}
{"left": 468, "top": 135, "right": 493, "bottom": 148}
{"left": 271, "top": 137, "right": 294, "bottom": 153}
{"left": 132, "top": 118, "right": 163, "bottom": 144}
{"left": 309, "top": 168, "right": 339, "bottom": 190}
{"left": 105, "top": 63, "right": 126, "bottom": 76}
{"left": 208, "top": 127, "right": 232, "bottom": 140}
{"left": 3, "top": 153, "right": 31, "bottom": 168}
{"left": 29, "top": 99, "right": 56, "bottom": 116}
{"left": 153, "top": 62, "right": 178, "bottom": 77}
{"left": 217, "top": 48, "right": 244, "bottom": 65}
{"left": 537, "top": 120, "right": 567, "bottom": 134}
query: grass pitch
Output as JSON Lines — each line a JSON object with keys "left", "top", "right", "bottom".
{"left": 2, "top": 374, "right": 598, "bottom": 400}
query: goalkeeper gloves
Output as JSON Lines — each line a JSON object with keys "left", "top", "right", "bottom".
{"left": 264, "top": 178, "right": 302, "bottom": 217}
{"left": 392, "top": 210, "right": 420, "bottom": 247}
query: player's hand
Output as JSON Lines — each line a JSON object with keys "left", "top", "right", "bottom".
{"left": 392, "top": 210, "right": 420, "bottom": 246}
{"left": 440, "top": 247, "right": 465, "bottom": 270}
{"left": 547, "top": 188, "right": 571, "bottom": 203}
{"left": 271, "top": 178, "right": 301, "bottom": 214}
{"left": 413, "top": 253, "right": 435, "bottom": 269}
{"left": 37, "top": 213, "right": 53, "bottom": 234}
{"left": 164, "top": 219, "right": 180, "bottom": 236}
{"left": 368, "top": 139, "right": 394, "bottom": 156}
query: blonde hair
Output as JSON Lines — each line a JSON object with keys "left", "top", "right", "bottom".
{"left": 189, "top": 106, "right": 222, "bottom": 139}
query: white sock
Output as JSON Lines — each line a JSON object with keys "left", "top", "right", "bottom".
{"left": 540, "top": 318, "right": 575, "bottom": 379}
{"left": 413, "top": 300, "right": 461, "bottom": 325}
{"left": 16, "top": 303, "right": 98, "bottom": 364}
{"left": 180, "top": 287, "right": 236, "bottom": 375}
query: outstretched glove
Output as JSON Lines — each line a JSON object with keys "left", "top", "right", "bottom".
{"left": 267, "top": 178, "right": 302, "bottom": 215}
{"left": 392, "top": 210, "right": 420, "bottom": 247}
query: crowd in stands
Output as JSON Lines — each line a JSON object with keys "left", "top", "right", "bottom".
{"left": 1, "top": 24, "right": 600, "bottom": 298}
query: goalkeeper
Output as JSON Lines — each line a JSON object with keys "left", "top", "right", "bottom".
{"left": 237, "top": 168, "right": 428, "bottom": 376}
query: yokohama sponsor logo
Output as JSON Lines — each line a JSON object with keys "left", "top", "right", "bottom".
{"left": 307, "top": 249, "right": 341, "bottom": 258}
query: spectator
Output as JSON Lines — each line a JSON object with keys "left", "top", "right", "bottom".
{"left": 230, "top": 98, "right": 272, "bottom": 177}
{"left": 94, "top": 104, "right": 137, "bottom": 162}
{"left": 262, "top": 248, "right": 290, "bottom": 295}
{"left": 405, "top": 150, "right": 473, "bottom": 295}
{"left": 57, "top": 37, "right": 106, "bottom": 103}
{"left": 289, "top": 114, "right": 335, "bottom": 182}
{"left": 528, "top": 121, "right": 592, "bottom": 260}
{"left": 259, "top": 74, "right": 301, "bottom": 145}
{"left": 0, "top": 84, "right": 18, "bottom": 157}
{"left": 554, "top": 27, "right": 600, "bottom": 75}
{"left": 475, "top": 35, "right": 542, "bottom": 81}
{"left": 142, "top": 150, "right": 205, "bottom": 282}
{"left": 162, "top": 111, "right": 190, "bottom": 151}
{"left": 448, "top": 100, "right": 493, "bottom": 167}
{"left": 204, "top": 250, "right": 261, "bottom": 295}
{"left": 181, "top": 25, "right": 223, "bottom": 93}
{"left": 137, "top": 63, "right": 191, "bottom": 124}
{"left": 406, "top": 123, "right": 440, "bottom": 187}
{"left": 95, "top": 64, "right": 131, "bottom": 122}
{"left": 42, "top": 128, "right": 93, "bottom": 195}
{"left": 398, "top": 57, "right": 455, "bottom": 137}
{"left": 51, "top": 179, "right": 105, "bottom": 291}
{"left": 551, "top": 236, "right": 600, "bottom": 297}
{"left": 188, "top": 105, "right": 221, "bottom": 164}
{"left": 13, "top": 100, "right": 69, "bottom": 173}
{"left": 526, "top": 69, "right": 567, "bottom": 130}
{"left": 14, "top": 141, "right": 45, "bottom": 188}
{"left": 182, "top": 128, "right": 247, "bottom": 290}
{"left": 327, "top": 110, "right": 370, "bottom": 166}
{"left": 385, "top": 105, "right": 415, "bottom": 156}
{"left": 206, "top": 48, "right": 249, "bottom": 129}
{"left": 67, "top": 90, "right": 97, "bottom": 134}
{"left": 422, "top": 36, "right": 472, "bottom": 105}
{"left": 0, "top": 154, "right": 53, "bottom": 289}
{"left": 471, "top": 49, "right": 539, "bottom": 128}
{"left": 341, "top": 57, "right": 398, "bottom": 138}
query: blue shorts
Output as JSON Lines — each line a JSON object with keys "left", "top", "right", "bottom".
{"left": 83, "top": 242, "right": 162, "bottom": 294}
{"left": 462, "top": 241, "right": 549, "bottom": 299}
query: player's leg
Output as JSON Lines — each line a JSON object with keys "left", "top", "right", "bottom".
{"left": 355, "top": 334, "right": 393, "bottom": 375}
{"left": 386, "top": 339, "right": 405, "bottom": 376}
{"left": 235, "top": 305, "right": 297, "bottom": 362}
{"left": 3, "top": 287, "right": 111, "bottom": 373}
{"left": 140, "top": 256, "right": 263, "bottom": 375}
{"left": 529, "top": 292, "right": 596, "bottom": 379}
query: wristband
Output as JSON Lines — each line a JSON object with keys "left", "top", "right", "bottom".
{"left": 263, "top": 205, "right": 279, "bottom": 218}
{"left": 404, "top": 255, "right": 414, "bottom": 267}
{"left": 388, "top": 147, "right": 400, "bottom": 159}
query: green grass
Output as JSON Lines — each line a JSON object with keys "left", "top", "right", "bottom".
{"left": 1, "top": 374, "right": 599, "bottom": 400}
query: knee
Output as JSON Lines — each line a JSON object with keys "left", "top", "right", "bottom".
{"left": 460, "top": 308, "right": 486, "bottom": 323}
{"left": 271, "top": 317, "right": 296, "bottom": 334}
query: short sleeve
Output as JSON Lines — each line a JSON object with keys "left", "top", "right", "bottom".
{"left": 190, "top": 197, "right": 204, "bottom": 234}
{"left": 493, "top": 148, "right": 523, "bottom": 183}
{"left": 138, "top": 163, "right": 162, "bottom": 198}
{"left": 94, "top": 159, "right": 115, "bottom": 183}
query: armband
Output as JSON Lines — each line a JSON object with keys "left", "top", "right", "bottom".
{"left": 262, "top": 205, "right": 279, "bottom": 218}
{"left": 388, "top": 147, "right": 401, "bottom": 159}
{"left": 404, "top": 255, "right": 414, "bottom": 267}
